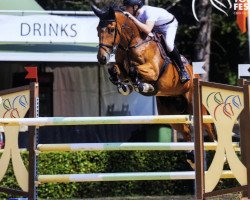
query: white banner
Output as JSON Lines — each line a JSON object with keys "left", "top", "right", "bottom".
{"left": 0, "top": 15, "right": 99, "bottom": 43}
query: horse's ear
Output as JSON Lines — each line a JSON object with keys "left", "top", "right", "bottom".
{"left": 91, "top": 4, "right": 103, "bottom": 18}
{"left": 108, "top": 6, "right": 116, "bottom": 20}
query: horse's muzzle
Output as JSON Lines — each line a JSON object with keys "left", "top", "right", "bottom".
{"left": 97, "top": 54, "right": 110, "bottom": 65}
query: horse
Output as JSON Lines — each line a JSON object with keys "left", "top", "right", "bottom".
{"left": 91, "top": 4, "right": 216, "bottom": 144}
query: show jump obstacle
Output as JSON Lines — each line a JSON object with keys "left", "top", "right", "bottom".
{"left": 0, "top": 83, "right": 38, "bottom": 198}
{"left": 194, "top": 79, "right": 250, "bottom": 199}
{"left": 0, "top": 79, "right": 249, "bottom": 200}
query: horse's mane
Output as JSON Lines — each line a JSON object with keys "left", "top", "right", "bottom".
{"left": 96, "top": 4, "right": 144, "bottom": 38}
{"left": 108, "top": 3, "right": 125, "bottom": 13}
{"left": 101, "top": 4, "right": 124, "bottom": 15}
{"left": 112, "top": 6, "right": 145, "bottom": 38}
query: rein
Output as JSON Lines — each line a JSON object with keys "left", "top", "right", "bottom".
{"left": 118, "top": 14, "right": 152, "bottom": 51}
{"left": 98, "top": 13, "right": 152, "bottom": 54}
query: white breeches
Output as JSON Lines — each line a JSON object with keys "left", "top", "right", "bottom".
{"left": 153, "top": 19, "right": 178, "bottom": 52}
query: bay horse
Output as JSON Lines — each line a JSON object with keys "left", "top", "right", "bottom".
{"left": 91, "top": 5, "right": 216, "bottom": 144}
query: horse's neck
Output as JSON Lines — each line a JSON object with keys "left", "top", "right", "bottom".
{"left": 116, "top": 13, "right": 143, "bottom": 47}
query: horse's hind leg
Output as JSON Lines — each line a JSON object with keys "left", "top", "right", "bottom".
{"left": 156, "top": 96, "right": 196, "bottom": 168}
{"left": 156, "top": 96, "right": 192, "bottom": 142}
{"left": 203, "top": 122, "right": 217, "bottom": 142}
{"left": 170, "top": 124, "right": 192, "bottom": 142}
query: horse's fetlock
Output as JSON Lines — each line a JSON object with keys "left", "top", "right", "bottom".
{"left": 133, "top": 83, "right": 140, "bottom": 93}
{"left": 137, "top": 82, "right": 144, "bottom": 93}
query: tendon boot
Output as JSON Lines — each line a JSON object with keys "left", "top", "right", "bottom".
{"left": 108, "top": 67, "right": 120, "bottom": 85}
{"left": 168, "top": 47, "right": 190, "bottom": 84}
{"left": 129, "top": 67, "right": 142, "bottom": 92}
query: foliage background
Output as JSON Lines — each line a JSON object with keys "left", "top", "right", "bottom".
{"left": 0, "top": 151, "right": 238, "bottom": 198}
{"left": 0, "top": 151, "right": 195, "bottom": 198}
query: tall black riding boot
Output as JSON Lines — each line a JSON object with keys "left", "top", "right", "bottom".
{"left": 168, "top": 47, "right": 190, "bottom": 84}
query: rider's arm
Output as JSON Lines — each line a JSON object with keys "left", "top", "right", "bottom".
{"left": 125, "top": 12, "right": 155, "bottom": 34}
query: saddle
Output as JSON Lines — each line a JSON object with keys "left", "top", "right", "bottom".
{"left": 152, "top": 33, "right": 189, "bottom": 67}
{"left": 152, "top": 32, "right": 168, "bottom": 60}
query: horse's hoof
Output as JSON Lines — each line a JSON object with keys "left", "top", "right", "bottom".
{"left": 186, "top": 150, "right": 195, "bottom": 170}
{"left": 117, "top": 84, "right": 133, "bottom": 96}
{"left": 186, "top": 159, "right": 195, "bottom": 170}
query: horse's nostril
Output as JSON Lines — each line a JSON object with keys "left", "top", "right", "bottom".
{"left": 97, "top": 55, "right": 107, "bottom": 65}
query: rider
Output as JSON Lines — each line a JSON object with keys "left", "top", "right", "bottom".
{"left": 123, "top": 0, "right": 190, "bottom": 84}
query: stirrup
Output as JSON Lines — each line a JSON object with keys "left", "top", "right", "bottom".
{"left": 179, "top": 70, "right": 190, "bottom": 84}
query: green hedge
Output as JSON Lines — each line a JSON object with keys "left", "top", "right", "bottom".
{"left": 0, "top": 151, "right": 193, "bottom": 198}
{"left": 0, "top": 151, "right": 238, "bottom": 199}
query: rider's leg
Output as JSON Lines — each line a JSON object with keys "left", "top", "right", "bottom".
{"left": 168, "top": 47, "right": 190, "bottom": 84}
{"left": 164, "top": 21, "right": 190, "bottom": 84}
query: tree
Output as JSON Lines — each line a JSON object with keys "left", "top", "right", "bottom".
{"left": 193, "top": 0, "right": 212, "bottom": 81}
{"left": 210, "top": 13, "right": 248, "bottom": 84}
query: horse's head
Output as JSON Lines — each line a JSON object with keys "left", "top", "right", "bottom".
{"left": 92, "top": 5, "right": 121, "bottom": 65}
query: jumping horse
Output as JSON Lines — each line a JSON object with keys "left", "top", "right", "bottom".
{"left": 91, "top": 5, "right": 216, "bottom": 144}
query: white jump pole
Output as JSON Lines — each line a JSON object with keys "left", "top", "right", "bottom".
{"left": 37, "top": 142, "right": 240, "bottom": 152}
{"left": 0, "top": 115, "right": 216, "bottom": 126}
{"left": 38, "top": 171, "right": 234, "bottom": 183}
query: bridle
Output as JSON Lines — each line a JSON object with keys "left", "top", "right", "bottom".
{"left": 98, "top": 19, "right": 120, "bottom": 55}
{"left": 97, "top": 12, "right": 144, "bottom": 55}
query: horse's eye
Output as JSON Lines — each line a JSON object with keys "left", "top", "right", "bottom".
{"left": 109, "top": 28, "right": 115, "bottom": 34}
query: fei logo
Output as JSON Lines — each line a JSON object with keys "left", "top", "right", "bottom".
{"left": 192, "top": 0, "right": 248, "bottom": 21}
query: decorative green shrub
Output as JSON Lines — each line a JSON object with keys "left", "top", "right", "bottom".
{"left": 0, "top": 151, "right": 194, "bottom": 198}
{"left": 0, "top": 150, "right": 239, "bottom": 198}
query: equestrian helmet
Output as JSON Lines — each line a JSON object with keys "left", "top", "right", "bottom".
{"left": 123, "top": 0, "right": 144, "bottom": 8}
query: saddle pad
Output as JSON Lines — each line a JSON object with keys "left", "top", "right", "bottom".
{"left": 154, "top": 33, "right": 168, "bottom": 60}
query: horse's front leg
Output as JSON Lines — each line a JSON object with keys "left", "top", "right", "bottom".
{"left": 129, "top": 63, "right": 156, "bottom": 94}
{"left": 108, "top": 64, "right": 133, "bottom": 96}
